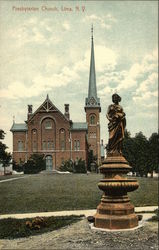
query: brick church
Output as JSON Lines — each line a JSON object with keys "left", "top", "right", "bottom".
{"left": 10, "top": 28, "right": 102, "bottom": 170}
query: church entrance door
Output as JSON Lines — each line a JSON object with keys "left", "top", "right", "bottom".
{"left": 46, "top": 155, "right": 53, "bottom": 171}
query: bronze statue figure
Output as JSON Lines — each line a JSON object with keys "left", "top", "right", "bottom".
{"left": 95, "top": 93, "right": 139, "bottom": 230}
{"left": 106, "top": 93, "right": 126, "bottom": 154}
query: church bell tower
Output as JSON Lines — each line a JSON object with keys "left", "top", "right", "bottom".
{"left": 85, "top": 26, "right": 101, "bottom": 165}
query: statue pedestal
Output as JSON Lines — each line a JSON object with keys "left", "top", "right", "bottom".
{"left": 94, "top": 153, "right": 139, "bottom": 230}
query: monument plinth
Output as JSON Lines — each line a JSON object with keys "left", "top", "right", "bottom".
{"left": 94, "top": 94, "right": 139, "bottom": 230}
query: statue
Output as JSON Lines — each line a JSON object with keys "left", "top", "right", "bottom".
{"left": 106, "top": 93, "right": 126, "bottom": 154}
{"left": 94, "top": 93, "right": 139, "bottom": 230}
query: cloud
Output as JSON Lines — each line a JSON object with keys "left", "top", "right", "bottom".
{"left": 74, "top": 45, "right": 117, "bottom": 73}
{"left": 132, "top": 49, "right": 158, "bottom": 103}
{"left": 9, "top": 17, "right": 63, "bottom": 47}
{"left": 82, "top": 14, "right": 117, "bottom": 29}
{"left": 45, "top": 55, "right": 62, "bottom": 73}
{"left": 0, "top": 66, "right": 80, "bottom": 99}
{"left": 62, "top": 22, "right": 70, "bottom": 31}
{"left": 99, "top": 48, "right": 158, "bottom": 97}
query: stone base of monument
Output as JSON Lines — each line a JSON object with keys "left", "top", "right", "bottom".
{"left": 94, "top": 205, "right": 138, "bottom": 230}
{"left": 91, "top": 219, "right": 143, "bottom": 232}
{"left": 94, "top": 153, "right": 139, "bottom": 230}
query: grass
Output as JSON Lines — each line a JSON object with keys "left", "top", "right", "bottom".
{"left": 0, "top": 215, "right": 82, "bottom": 239}
{"left": 0, "top": 174, "right": 158, "bottom": 214}
{"left": 128, "top": 177, "right": 158, "bottom": 207}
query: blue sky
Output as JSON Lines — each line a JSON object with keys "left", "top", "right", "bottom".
{"left": 0, "top": 1, "right": 158, "bottom": 151}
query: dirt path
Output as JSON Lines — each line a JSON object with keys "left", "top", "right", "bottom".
{"left": 0, "top": 176, "right": 27, "bottom": 183}
{"left": 0, "top": 219, "right": 158, "bottom": 249}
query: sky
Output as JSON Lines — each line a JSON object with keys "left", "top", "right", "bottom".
{"left": 0, "top": 0, "right": 158, "bottom": 151}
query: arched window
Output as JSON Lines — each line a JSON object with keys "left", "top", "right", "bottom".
{"left": 32, "top": 129, "right": 37, "bottom": 152}
{"left": 74, "top": 140, "right": 77, "bottom": 151}
{"left": 42, "top": 141, "right": 46, "bottom": 150}
{"left": 74, "top": 140, "right": 80, "bottom": 151}
{"left": 90, "top": 115, "right": 95, "bottom": 125}
{"left": 59, "top": 128, "right": 66, "bottom": 150}
{"left": 41, "top": 118, "right": 56, "bottom": 151}
{"left": 77, "top": 140, "right": 80, "bottom": 151}
{"left": 18, "top": 141, "right": 23, "bottom": 151}
{"left": 45, "top": 120, "right": 52, "bottom": 129}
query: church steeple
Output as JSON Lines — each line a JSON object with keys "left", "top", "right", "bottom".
{"left": 85, "top": 26, "right": 101, "bottom": 166}
{"left": 88, "top": 25, "right": 97, "bottom": 100}
{"left": 85, "top": 25, "right": 101, "bottom": 110}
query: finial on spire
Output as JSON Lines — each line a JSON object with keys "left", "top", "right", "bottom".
{"left": 13, "top": 115, "right": 15, "bottom": 124}
{"left": 46, "top": 94, "right": 49, "bottom": 100}
{"left": 91, "top": 24, "right": 93, "bottom": 40}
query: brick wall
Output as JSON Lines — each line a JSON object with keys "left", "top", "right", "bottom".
{"left": 12, "top": 108, "right": 88, "bottom": 168}
{"left": 85, "top": 107, "right": 101, "bottom": 164}
{"left": 12, "top": 131, "right": 27, "bottom": 163}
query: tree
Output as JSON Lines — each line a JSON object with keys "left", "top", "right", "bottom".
{"left": 74, "top": 158, "right": 87, "bottom": 173}
{"left": 87, "top": 149, "right": 94, "bottom": 171}
{"left": 123, "top": 131, "right": 159, "bottom": 177}
{"left": 0, "top": 129, "right": 12, "bottom": 174}
{"left": 123, "top": 130, "right": 137, "bottom": 174}
{"left": 59, "top": 159, "right": 74, "bottom": 172}
{"left": 23, "top": 154, "right": 46, "bottom": 174}
{"left": 134, "top": 132, "right": 149, "bottom": 177}
{"left": 123, "top": 130, "right": 149, "bottom": 177}
{"left": 147, "top": 133, "right": 159, "bottom": 177}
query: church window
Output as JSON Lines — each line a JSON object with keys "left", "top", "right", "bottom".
{"left": 18, "top": 141, "right": 23, "bottom": 151}
{"left": 43, "top": 141, "right": 46, "bottom": 150}
{"left": 74, "top": 140, "right": 77, "bottom": 151}
{"left": 61, "top": 141, "right": 65, "bottom": 151}
{"left": 59, "top": 129, "right": 66, "bottom": 150}
{"left": 77, "top": 140, "right": 80, "bottom": 150}
{"left": 45, "top": 121, "right": 52, "bottom": 129}
{"left": 32, "top": 129, "right": 37, "bottom": 152}
{"left": 47, "top": 141, "right": 50, "bottom": 149}
{"left": 90, "top": 115, "right": 95, "bottom": 125}
{"left": 52, "top": 141, "right": 54, "bottom": 149}
{"left": 90, "top": 132, "right": 96, "bottom": 138}
{"left": 47, "top": 141, "right": 54, "bottom": 150}
{"left": 33, "top": 141, "right": 37, "bottom": 152}
{"left": 74, "top": 140, "right": 80, "bottom": 151}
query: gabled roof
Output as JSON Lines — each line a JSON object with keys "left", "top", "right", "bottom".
{"left": 70, "top": 122, "right": 88, "bottom": 131}
{"left": 10, "top": 123, "right": 28, "bottom": 132}
{"left": 28, "top": 95, "right": 69, "bottom": 122}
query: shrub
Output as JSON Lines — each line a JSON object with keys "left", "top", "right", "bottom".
{"left": 59, "top": 159, "right": 73, "bottom": 172}
{"left": 26, "top": 217, "right": 46, "bottom": 230}
{"left": 24, "top": 154, "right": 45, "bottom": 174}
{"left": 74, "top": 159, "right": 87, "bottom": 173}
{"left": 59, "top": 159, "right": 87, "bottom": 173}
{"left": 12, "top": 161, "right": 24, "bottom": 172}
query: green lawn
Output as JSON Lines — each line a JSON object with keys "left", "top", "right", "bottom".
{"left": 0, "top": 174, "right": 158, "bottom": 214}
